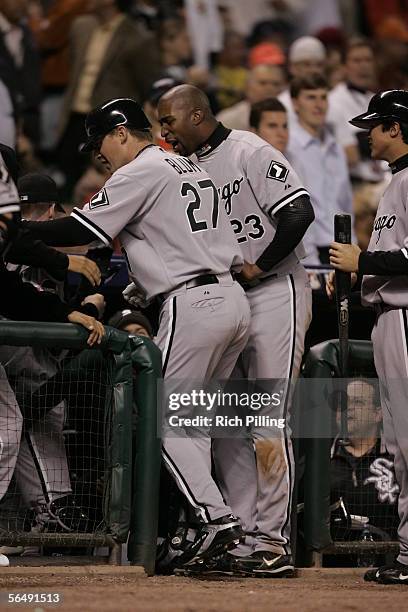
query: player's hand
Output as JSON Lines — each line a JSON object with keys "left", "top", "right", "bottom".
{"left": 329, "top": 242, "right": 361, "bottom": 273}
{"left": 68, "top": 310, "right": 105, "bottom": 346}
{"left": 326, "top": 271, "right": 358, "bottom": 300}
{"left": 239, "top": 261, "right": 263, "bottom": 282}
{"left": 68, "top": 255, "right": 101, "bottom": 286}
{"left": 81, "top": 293, "right": 106, "bottom": 319}
{"left": 123, "top": 282, "right": 151, "bottom": 309}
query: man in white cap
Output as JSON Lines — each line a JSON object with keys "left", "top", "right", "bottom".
{"left": 278, "top": 36, "right": 327, "bottom": 124}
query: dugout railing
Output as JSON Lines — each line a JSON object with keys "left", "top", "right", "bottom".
{"left": 296, "top": 339, "right": 399, "bottom": 566}
{"left": 0, "top": 321, "right": 162, "bottom": 575}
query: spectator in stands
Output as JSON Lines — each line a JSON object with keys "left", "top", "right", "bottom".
{"left": 0, "top": 78, "right": 15, "bottom": 149}
{"left": 375, "top": 16, "right": 408, "bottom": 91}
{"left": 327, "top": 38, "right": 387, "bottom": 186}
{"left": 29, "top": 0, "right": 87, "bottom": 155}
{"left": 249, "top": 97, "right": 288, "bottom": 154}
{"left": 286, "top": 74, "right": 353, "bottom": 265}
{"left": 214, "top": 30, "right": 248, "bottom": 111}
{"left": 56, "top": 0, "right": 162, "bottom": 196}
{"left": 0, "top": 0, "right": 41, "bottom": 148}
{"left": 331, "top": 379, "right": 399, "bottom": 538}
{"left": 109, "top": 309, "right": 153, "bottom": 338}
{"left": 278, "top": 36, "right": 327, "bottom": 124}
{"left": 217, "top": 64, "right": 286, "bottom": 131}
{"left": 183, "top": 0, "right": 223, "bottom": 69}
{"left": 159, "top": 16, "right": 192, "bottom": 83}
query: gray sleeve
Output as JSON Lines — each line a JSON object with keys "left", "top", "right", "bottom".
{"left": 245, "top": 145, "right": 309, "bottom": 218}
{"left": 71, "top": 172, "right": 148, "bottom": 244}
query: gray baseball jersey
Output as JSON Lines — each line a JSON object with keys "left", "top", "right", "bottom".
{"left": 194, "top": 128, "right": 309, "bottom": 276}
{"left": 362, "top": 166, "right": 408, "bottom": 307}
{"left": 71, "top": 145, "right": 243, "bottom": 300}
{"left": 194, "top": 125, "right": 312, "bottom": 556}
{"left": 0, "top": 152, "right": 19, "bottom": 214}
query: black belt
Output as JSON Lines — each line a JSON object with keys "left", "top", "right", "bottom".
{"left": 186, "top": 274, "right": 219, "bottom": 289}
{"left": 374, "top": 303, "right": 402, "bottom": 316}
{"left": 240, "top": 273, "right": 278, "bottom": 291}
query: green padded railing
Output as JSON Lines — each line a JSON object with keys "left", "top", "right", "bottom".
{"left": 0, "top": 321, "right": 162, "bottom": 574}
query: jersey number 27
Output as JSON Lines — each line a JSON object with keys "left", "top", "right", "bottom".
{"left": 181, "top": 180, "right": 219, "bottom": 233}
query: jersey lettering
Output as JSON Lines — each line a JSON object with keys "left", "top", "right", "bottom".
{"left": 165, "top": 157, "right": 202, "bottom": 175}
{"left": 231, "top": 214, "right": 265, "bottom": 243}
{"left": 181, "top": 179, "right": 219, "bottom": 233}
{"left": 220, "top": 177, "right": 244, "bottom": 215}
{"left": 373, "top": 214, "right": 396, "bottom": 243}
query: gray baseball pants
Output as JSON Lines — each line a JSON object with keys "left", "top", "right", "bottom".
{"left": 155, "top": 273, "right": 251, "bottom": 523}
{"left": 371, "top": 307, "right": 408, "bottom": 565}
{"left": 213, "top": 265, "right": 312, "bottom": 555}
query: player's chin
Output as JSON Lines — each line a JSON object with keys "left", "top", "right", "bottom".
{"left": 172, "top": 141, "right": 187, "bottom": 156}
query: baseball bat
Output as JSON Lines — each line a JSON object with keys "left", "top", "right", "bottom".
{"left": 334, "top": 214, "right": 351, "bottom": 443}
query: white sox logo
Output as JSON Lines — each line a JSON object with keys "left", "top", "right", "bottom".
{"left": 340, "top": 297, "right": 349, "bottom": 325}
{"left": 364, "top": 457, "right": 399, "bottom": 504}
{"left": 220, "top": 177, "right": 244, "bottom": 215}
{"left": 89, "top": 188, "right": 109, "bottom": 209}
{"left": 374, "top": 214, "right": 396, "bottom": 243}
{"left": 267, "top": 160, "right": 288, "bottom": 182}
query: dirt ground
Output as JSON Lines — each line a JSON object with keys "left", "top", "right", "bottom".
{"left": 1, "top": 567, "right": 408, "bottom": 612}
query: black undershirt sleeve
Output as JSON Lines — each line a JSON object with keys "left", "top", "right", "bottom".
{"left": 255, "top": 195, "right": 315, "bottom": 272}
{"left": 359, "top": 250, "right": 408, "bottom": 275}
{"left": 22, "top": 217, "right": 96, "bottom": 247}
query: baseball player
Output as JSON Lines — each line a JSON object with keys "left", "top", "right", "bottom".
{"left": 22, "top": 98, "right": 251, "bottom": 567}
{"left": 328, "top": 89, "right": 408, "bottom": 584}
{"left": 158, "top": 85, "right": 314, "bottom": 576}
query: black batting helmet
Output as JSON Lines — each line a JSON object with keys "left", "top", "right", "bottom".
{"left": 80, "top": 98, "right": 151, "bottom": 153}
{"left": 349, "top": 89, "right": 408, "bottom": 130}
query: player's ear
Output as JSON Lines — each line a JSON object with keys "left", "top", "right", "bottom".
{"left": 191, "top": 109, "right": 204, "bottom": 126}
{"left": 390, "top": 122, "right": 401, "bottom": 138}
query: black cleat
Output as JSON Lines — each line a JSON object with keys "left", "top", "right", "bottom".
{"left": 234, "top": 551, "right": 295, "bottom": 577}
{"left": 175, "top": 551, "right": 240, "bottom": 577}
{"left": 365, "top": 561, "right": 408, "bottom": 584}
{"left": 181, "top": 514, "right": 243, "bottom": 568}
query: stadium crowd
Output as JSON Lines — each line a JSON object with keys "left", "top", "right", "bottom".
{"left": 0, "top": 0, "right": 405, "bottom": 572}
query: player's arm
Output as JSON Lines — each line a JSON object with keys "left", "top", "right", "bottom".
{"left": 22, "top": 216, "right": 97, "bottom": 247}
{"left": 330, "top": 243, "right": 408, "bottom": 275}
{"left": 243, "top": 146, "right": 313, "bottom": 277}
{"left": 255, "top": 195, "right": 315, "bottom": 272}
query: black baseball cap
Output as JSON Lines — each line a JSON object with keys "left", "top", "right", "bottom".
{"left": 148, "top": 77, "right": 183, "bottom": 107}
{"left": 108, "top": 309, "right": 153, "bottom": 337}
{"left": 18, "top": 173, "right": 58, "bottom": 204}
{"left": 80, "top": 98, "right": 152, "bottom": 153}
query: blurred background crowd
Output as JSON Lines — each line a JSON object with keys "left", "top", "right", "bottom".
{"left": 1, "top": 0, "right": 408, "bottom": 261}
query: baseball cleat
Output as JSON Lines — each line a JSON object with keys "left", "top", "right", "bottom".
{"left": 155, "top": 523, "right": 198, "bottom": 575}
{"left": 175, "top": 551, "right": 240, "bottom": 577}
{"left": 364, "top": 561, "right": 408, "bottom": 584}
{"left": 181, "top": 514, "right": 244, "bottom": 567}
{"left": 233, "top": 552, "right": 295, "bottom": 577}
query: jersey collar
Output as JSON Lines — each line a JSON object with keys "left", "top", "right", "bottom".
{"left": 196, "top": 123, "right": 231, "bottom": 159}
{"left": 389, "top": 152, "right": 408, "bottom": 174}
